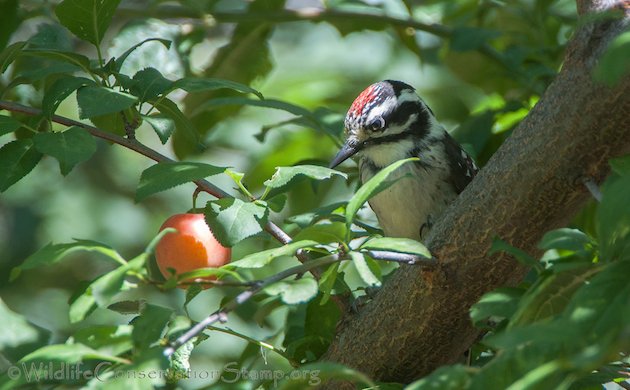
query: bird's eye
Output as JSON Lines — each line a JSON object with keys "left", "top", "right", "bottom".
{"left": 368, "top": 117, "right": 386, "bottom": 132}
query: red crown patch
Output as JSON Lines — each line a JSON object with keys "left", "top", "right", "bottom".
{"left": 348, "top": 83, "right": 381, "bottom": 119}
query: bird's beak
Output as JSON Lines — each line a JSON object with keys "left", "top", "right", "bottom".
{"left": 329, "top": 140, "right": 362, "bottom": 168}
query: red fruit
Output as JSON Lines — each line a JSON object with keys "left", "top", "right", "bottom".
{"left": 155, "top": 213, "right": 231, "bottom": 288}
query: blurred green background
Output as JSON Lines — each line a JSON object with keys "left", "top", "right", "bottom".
{"left": 0, "top": 0, "right": 580, "bottom": 387}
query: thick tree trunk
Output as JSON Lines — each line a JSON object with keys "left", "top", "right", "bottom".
{"left": 322, "top": 0, "right": 630, "bottom": 384}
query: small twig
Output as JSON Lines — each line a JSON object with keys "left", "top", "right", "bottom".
{"left": 581, "top": 176, "right": 603, "bottom": 202}
{"left": 206, "top": 325, "right": 299, "bottom": 367}
{"left": 364, "top": 250, "right": 438, "bottom": 267}
{"left": 164, "top": 254, "right": 342, "bottom": 357}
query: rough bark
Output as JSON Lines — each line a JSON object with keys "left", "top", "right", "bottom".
{"left": 322, "top": 0, "right": 630, "bottom": 385}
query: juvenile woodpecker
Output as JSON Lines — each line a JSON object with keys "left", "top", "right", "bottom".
{"left": 330, "top": 80, "right": 478, "bottom": 242}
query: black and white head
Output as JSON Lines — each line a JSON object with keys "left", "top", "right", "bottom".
{"left": 329, "top": 80, "right": 441, "bottom": 169}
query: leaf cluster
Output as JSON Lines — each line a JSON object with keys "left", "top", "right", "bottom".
{"left": 409, "top": 157, "right": 630, "bottom": 390}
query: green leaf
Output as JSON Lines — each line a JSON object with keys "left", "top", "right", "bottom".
{"left": 0, "top": 343, "right": 128, "bottom": 389}
{"left": 470, "top": 287, "right": 524, "bottom": 327}
{"left": 286, "top": 202, "right": 346, "bottom": 228}
{"left": 173, "top": 77, "right": 263, "bottom": 99}
{"left": 135, "top": 161, "right": 225, "bottom": 202}
{"left": 593, "top": 30, "right": 630, "bottom": 86}
{"left": 193, "top": 97, "right": 313, "bottom": 118}
{"left": 265, "top": 277, "right": 318, "bottom": 305}
{"left": 537, "top": 228, "right": 593, "bottom": 252}
{"left": 165, "top": 315, "right": 192, "bottom": 338}
{"left": 267, "top": 193, "right": 288, "bottom": 212}
{"left": 509, "top": 266, "right": 599, "bottom": 328}
{"left": 204, "top": 198, "right": 269, "bottom": 247}
{"left": 360, "top": 237, "right": 431, "bottom": 257}
{"left": 263, "top": 165, "right": 347, "bottom": 199}
{"left": 0, "top": 0, "right": 19, "bottom": 50}
{"left": 294, "top": 222, "right": 347, "bottom": 245}
{"left": 610, "top": 154, "right": 630, "bottom": 176}
{"left": 130, "top": 67, "right": 173, "bottom": 102}
{"left": 0, "top": 343, "right": 127, "bottom": 388}
{"left": 27, "top": 23, "right": 72, "bottom": 51}
{"left": 350, "top": 252, "right": 381, "bottom": 287}
{"left": 55, "top": 0, "right": 122, "bottom": 46}
{"left": 0, "top": 139, "right": 42, "bottom": 192}
{"left": 608, "top": 154, "right": 630, "bottom": 176}
{"left": 42, "top": 76, "right": 95, "bottom": 117}
{"left": 68, "top": 282, "right": 97, "bottom": 323}
{"left": 142, "top": 114, "right": 175, "bottom": 144}
{"left": 89, "top": 111, "right": 127, "bottom": 136}
{"left": 114, "top": 37, "right": 172, "bottom": 72}
{"left": 77, "top": 86, "right": 138, "bottom": 119}
{"left": 107, "top": 301, "right": 142, "bottom": 315}
{"left": 176, "top": 267, "right": 243, "bottom": 282}
{"left": 318, "top": 262, "right": 340, "bottom": 305}
{"left": 33, "top": 127, "right": 97, "bottom": 175}
{"left": 11, "top": 239, "right": 125, "bottom": 281}
{"left": 450, "top": 27, "right": 501, "bottom": 51}
{"left": 228, "top": 240, "right": 318, "bottom": 269}
{"left": 278, "top": 361, "right": 375, "bottom": 389}
{"left": 597, "top": 174, "right": 630, "bottom": 261}
{"left": 152, "top": 98, "right": 202, "bottom": 151}
{"left": 0, "top": 41, "right": 26, "bottom": 73}
{"left": 10, "top": 240, "right": 126, "bottom": 280}
{"left": 224, "top": 169, "right": 244, "bottom": 184}
{"left": 0, "top": 115, "right": 21, "bottom": 136}
{"left": 345, "top": 157, "right": 418, "bottom": 226}
{"left": 224, "top": 168, "right": 253, "bottom": 198}
{"left": 183, "top": 284, "right": 203, "bottom": 309}
{"left": 73, "top": 325, "right": 133, "bottom": 356}
{"left": 98, "top": 347, "right": 169, "bottom": 387}
{"left": 13, "top": 63, "right": 80, "bottom": 86}
{"left": 19, "top": 343, "right": 127, "bottom": 364}
{"left": 469, "top": 337, "right": 569, "bottom": 389}
{"left": 484, "top": 321, "right": 573, "bottom": 351}
{"left": 22, "top": 49, "right": 92, "bottom": 76}
{"left": 91, "top": 254, "right": 145, "bottom": 307}
{"left": 563, "top": 260, "right": 630, "bottom": 335}
{"left": 490, "top": 238, "right": 543, "bottom": 272}
{"left": 406, "top": 364, "right": 471, "bottom": 390}
{"left": 131, "top": 304, "right": 172, "bottom": 350}
{"left": 0, "top": 298, "right": 43, "bottom": 350}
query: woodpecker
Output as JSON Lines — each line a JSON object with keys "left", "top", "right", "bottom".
{"left": 330, "top": 80, "right": 478, "bottom": 242}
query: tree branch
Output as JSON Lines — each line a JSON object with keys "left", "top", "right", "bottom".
{"left": 112, "top": 5, "right": 511, "bottom": 74}
{"left": 164, "top": 253, "right": 342, "bottom": 357}
{"left": 321, "top": 1, "right": 630, "bottom": 385}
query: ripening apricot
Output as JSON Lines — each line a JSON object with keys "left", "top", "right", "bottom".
{"left": 155, "top": 213, "right": 231, "bottom": 288}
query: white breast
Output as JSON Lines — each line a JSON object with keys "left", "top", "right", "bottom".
{"left": 359, "top": 141, "right": 456, "bottom": 241}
